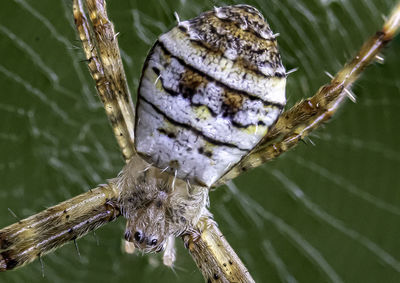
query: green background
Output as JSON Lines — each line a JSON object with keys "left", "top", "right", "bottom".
{"left": 1, "top": 0, "right": 399, "bottom": 282}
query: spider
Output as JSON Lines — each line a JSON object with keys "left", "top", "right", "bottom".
{"left": 0, "top": 0, "right": 399, "bottom": 282}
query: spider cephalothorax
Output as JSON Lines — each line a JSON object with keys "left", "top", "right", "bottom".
{"left": 115, "top": 157, "right": 208, "bottom": 253}
{"left": 117, "top": 168, "right": 170, "bottom": 252}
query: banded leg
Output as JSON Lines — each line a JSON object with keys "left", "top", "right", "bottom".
{"left": 185, "top": 217, "right": 255, "bottom": 283}
{"left": 215, "top": 3, "right": 400, "bottom": 186}
{"left": 73, "top": 0, "right": 136, "bottom": 162}
{"left": 0, "top": 184, "right": 120, "bottom": 271}
{"left": 73, "top": 0, "right": 138, "bottom": 259}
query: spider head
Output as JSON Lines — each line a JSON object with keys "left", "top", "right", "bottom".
{"left": 123, "top": 190, "right": 169, "bottom": 253}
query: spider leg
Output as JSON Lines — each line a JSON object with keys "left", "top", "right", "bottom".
{"left": 73, "top": 0, "right": 136, "bottom": 162}
{"left": 74, "top": 0, "right": 135, "bottom": 256}
{"left": 215, "top": 3, "right": 400, "bottom": 186}
{"left": 0, "top": 184, "right": 120, "bottom": 271}
{"left": 74, "top": 0, "right": 139, "bottom": 257}
{"left": 184, "top": 215, "right": 254, "bottom": 282}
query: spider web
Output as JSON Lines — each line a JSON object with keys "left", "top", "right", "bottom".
{"left": 0, "top": 0, "right": 399, "bottom": 282}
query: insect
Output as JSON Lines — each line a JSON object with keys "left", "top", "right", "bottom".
{"left": 0, "top": 0, "right": 399, "bottom": 282}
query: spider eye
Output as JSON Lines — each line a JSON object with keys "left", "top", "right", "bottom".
{"left": 150, "top": 239, "right": 158, "bottom": 246}
{"left": 134, "top": 231, "right": 144, "bottom": 243}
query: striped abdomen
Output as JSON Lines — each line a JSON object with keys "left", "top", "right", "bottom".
{"left": 135, "top": 5, "right": 286, "bottom": 187}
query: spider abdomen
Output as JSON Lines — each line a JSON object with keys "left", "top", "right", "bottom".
{"left": 135, "top": 5, "right": 286, "bottom": 187}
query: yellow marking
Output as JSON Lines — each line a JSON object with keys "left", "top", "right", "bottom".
{"left": 241, "top": 124, "right": 267, "bottom": 135}
{"left": 89, "top": 11, "right": 97, "bottom": 22}
{"left": 155, "top": 77, "right": 163, "bottom": 91}
{"left": 193, "top": 105, "right": 212, "bottom": 120}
